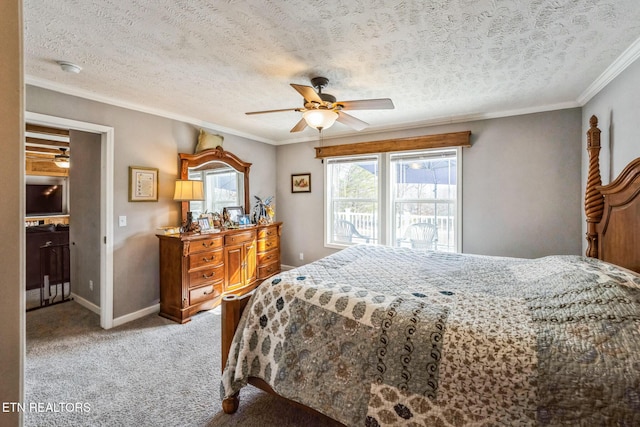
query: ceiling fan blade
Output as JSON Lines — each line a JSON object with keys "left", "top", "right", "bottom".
{"left": 290, "top": 84, "right": 323, "bottom": 104}
{"left": 336, "top": 111, "right": 369, "bottom": 131}
{"left": 336, "top": 98, "right": 395, "bottom": 110}
{"left": 26, "top": 154, "right": 54, "bottom": 160}
{"left": 290, "top": 118, "right": 308, "bottom": 133}
{"left": 246, "top": 108, "right": 300, "bottom": 115}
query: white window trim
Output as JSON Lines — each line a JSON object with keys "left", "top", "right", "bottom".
{"left": 324, "top": 147, "right": 463, "bottom": 252}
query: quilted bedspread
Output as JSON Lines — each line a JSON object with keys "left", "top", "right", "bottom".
{"left": 221, "top": 245, "right": 640, "bottom": 426}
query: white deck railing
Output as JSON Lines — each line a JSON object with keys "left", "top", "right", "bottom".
{"left": 335, "top": 212, "right": 456, "bottom": 251}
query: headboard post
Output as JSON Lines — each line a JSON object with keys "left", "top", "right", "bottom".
{"left": 584, "top": 115, "right": 604, "bottom": 258}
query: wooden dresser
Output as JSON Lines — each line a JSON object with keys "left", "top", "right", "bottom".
{"left": 157, "top": 222, "right": 282, "bottom": 323}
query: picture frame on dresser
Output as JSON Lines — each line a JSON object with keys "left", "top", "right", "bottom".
{"left": 198, "top": 217, "right": 212, "bottom": 231}
{"left": 223, "top": 206, "right": 244, "bottom": 224}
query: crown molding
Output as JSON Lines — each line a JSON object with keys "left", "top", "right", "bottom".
{"left": 275, "top": 101, "right": 580, "bottom": 146}
{"left": 577, "top": 35, "right": 640, "bottom": 106}
{"left": 24, "top": 76, "right": 277, "bottom": 145}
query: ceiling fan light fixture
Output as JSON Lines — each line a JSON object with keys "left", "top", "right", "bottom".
{"left": 303, "top": 109, "right": 338, "bottom": 131}
{"left": 54, "top": 148, "right": 70, "bottom": 168}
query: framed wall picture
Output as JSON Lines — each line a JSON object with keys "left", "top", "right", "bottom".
{"left": 291, "top": 173, "right": 311, "bottom": 193}
{"left": 129, "top": 166, "right": 158, "bottom": 202}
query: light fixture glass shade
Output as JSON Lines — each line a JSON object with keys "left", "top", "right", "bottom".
{"left": 173, "top": 180, "right": 204, "bottom": 201}
{"left": 303, "top": 109, "right": 338, "bottom": 131}
{"left": 54, "top": 155, "right": 70, "bottom": 169}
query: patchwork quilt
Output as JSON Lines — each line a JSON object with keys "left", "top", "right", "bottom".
{"left": 221, "top": 245, "right": 640, "bottom": 426}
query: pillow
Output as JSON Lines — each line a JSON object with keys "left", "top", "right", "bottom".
{"left": 195, "top": 129, "right": 224, "bottom": 153}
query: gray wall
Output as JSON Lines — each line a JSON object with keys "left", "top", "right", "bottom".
{"left": 0, "top": 0, "right": 23, "bottom": 424}
{"left": 69, "top": 130, "right": 102, "bottom": 305}
{"left": 26, "top": 86, "right": 277, "bottom": 318}
{"left": 277, "top": 108, "right": 583, "bottom": 267}
{"left": 463, "top": 111, "right": 582, "bottom": 257}
{"left": 581, "top": 57, "right": 640, "bottom": 254}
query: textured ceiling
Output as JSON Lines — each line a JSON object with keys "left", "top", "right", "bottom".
{"left": 24, "top": 0, "right": 640, "bottom": 144}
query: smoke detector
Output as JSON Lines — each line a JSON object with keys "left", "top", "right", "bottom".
{"left": 57, "top": 61, "right": 82, "bottom": 74}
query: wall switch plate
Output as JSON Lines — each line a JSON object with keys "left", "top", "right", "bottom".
{"left": 119, "top": 216, "right": 127, "bottom": 227}
{"left": 299, "top": 252, "right": 304, "bottom": 260}
{"left": 89, "top": 280, "right": 93, "bottom": 291}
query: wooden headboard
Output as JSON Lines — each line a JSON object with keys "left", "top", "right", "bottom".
{"left": 585, "top": 115, "right": 640, "bottom": 273}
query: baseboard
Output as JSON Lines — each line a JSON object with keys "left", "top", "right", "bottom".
{"left": 280, "top": 264, "right": 295, "bottom": 271}
{"left": 112, "top": 303, "right": 160, "bottom": 327}
{"left": 70, "top": 293, "right": 101, "bottom": 315}
{"left": 70, "top": 293, "right": 159, "bottom": 328}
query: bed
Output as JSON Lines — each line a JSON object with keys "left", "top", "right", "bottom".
{"left": 220, "top": 116, "right": 640, "bottom": 425}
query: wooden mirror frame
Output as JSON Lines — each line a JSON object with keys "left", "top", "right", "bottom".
{"left": 178, "top": 148, "right": 251, "bottom": 224}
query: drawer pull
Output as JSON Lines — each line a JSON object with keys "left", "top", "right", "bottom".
{"left": 265, "top": 255, "right": 273, "bottom": 261}
{"left": 202, "top": 242, "right": 213, "bottom": 248}
{"left": 202, "top": 256, "right": 214, "bottom": 262}
{"left": 203, "top": 289, "right": 215, "bottom": 295}
{"left": 266, "top": 242, "right": 273, "bottom": 247}
{"left": 202, "top": 272, "right": 214, "bottom": 279}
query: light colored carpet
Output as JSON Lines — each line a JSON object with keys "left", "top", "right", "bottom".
{"left": 25, "top": 301, "right": 343, "bottom": 426}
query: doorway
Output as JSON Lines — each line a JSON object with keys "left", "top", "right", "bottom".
{"left": 25, "top": 111, "right": 115, "bottom": 329}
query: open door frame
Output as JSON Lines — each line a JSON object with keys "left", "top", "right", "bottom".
{"left": 25, "top": 111, "right": 115, "bottom": 329}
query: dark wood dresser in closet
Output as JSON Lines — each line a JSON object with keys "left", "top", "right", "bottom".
{"left": 157, "top": 222, "right": 282, "bottom": 323}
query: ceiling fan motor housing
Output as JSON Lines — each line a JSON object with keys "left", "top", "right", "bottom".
{"left": 310, "top": 76, "right": 330, "bottom": 90}
{"left": 320, "top": 93, "right": 336, "bottom": 104}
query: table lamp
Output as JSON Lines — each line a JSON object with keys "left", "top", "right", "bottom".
{"left": 173, "top": 180, "right": 204, "bottom": 232}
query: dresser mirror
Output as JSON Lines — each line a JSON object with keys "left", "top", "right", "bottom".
{"left": 178, "top": 149, "right": 251, "bottom": 223}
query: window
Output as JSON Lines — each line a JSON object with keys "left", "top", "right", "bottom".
{"left": 326, "top": 155, "right": 379, "bottom": 245}
{"left": 325, "top": 148, "right": 460, "bottom": 252}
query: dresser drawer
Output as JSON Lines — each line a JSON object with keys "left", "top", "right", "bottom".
{"left": 257, "top": 236, "right": 279, "bottom": 253}
{"left": 257, "top": 248, "right": 279, "bottom": 265}
{"left": 189, "top": 283, "right": 221, "bottom": 305}
{"left": 224, "top": 230, "right": 255, "bottom": 245}
{"left": 189, "top": 264, "right": 224, "bottom": 287}
{"left": 188, "top": 236, "right": 223, "bottom": 254}
{"left": 189, "top": 248, "right": 223, "bottom": 271}
{"left": 258, "top": 261, "right": 280, "bottom": 279}
{"left": 258, "top": 226, "right": 279, "bottom": 240}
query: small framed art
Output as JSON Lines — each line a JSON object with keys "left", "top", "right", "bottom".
{"left": 291, "top": 173, "right": 311, "bottom": 193}
{"left": 198, "top": 217, "right": 212, "bottom": 231}
{"left": 129, "top": 166, "right": 158, "bottom": 202}
{"left": 223, "top": 206, "right": 244, "bottom": 224}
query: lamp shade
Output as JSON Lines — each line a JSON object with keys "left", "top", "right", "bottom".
{"left": 303, "top": 109, "right": 338, "bottom": 131}
{"left": 173, "top": 180, "right": 204, "bottom": 201}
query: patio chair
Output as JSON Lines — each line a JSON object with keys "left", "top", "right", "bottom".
{"left": 334, "top": 220, "right": 370, "bottom": 243}
{"left": 402, "top": 222, "right": 436, "bottom": 250}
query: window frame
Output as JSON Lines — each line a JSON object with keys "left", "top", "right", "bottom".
{"left": 324, "top": 154, "right": 382, "bottom": 249}
{"left": 324, "top": 147, "right": 462, "bottom": 252}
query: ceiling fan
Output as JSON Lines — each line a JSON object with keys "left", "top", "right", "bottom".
{"left": 246, "top": 77, "right": 394, "bottom": 133}
{"left": 26, "top": 147, "right": 70, "bottom": 169}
